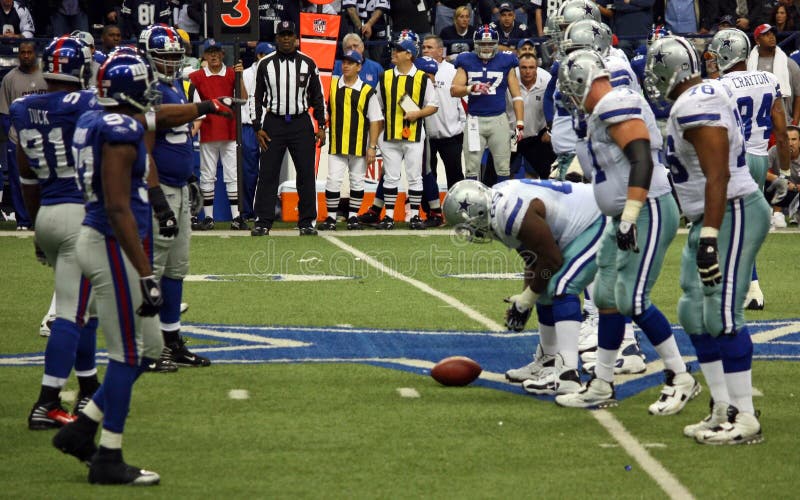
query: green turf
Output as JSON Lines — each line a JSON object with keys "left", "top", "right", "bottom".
{"left": 1, "top": 230, "right": 799, "bottom": 497}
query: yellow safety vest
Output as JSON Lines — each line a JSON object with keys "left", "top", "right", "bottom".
{"left": 379, "top": 68, "right": 427, "bottom": 142}
{"left": 328, "top": 76, "right": 374, "bottom": 157}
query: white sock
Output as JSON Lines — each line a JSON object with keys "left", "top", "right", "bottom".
{"left": 99, "top": 429, "right": 123, "bottom": 449}
{"left": 538, "top": 323, "right": 558, "bottom": 356}
{"left": 82, "top": 400, "right": 104, "bottom": 422}
{"left": 583, "top": 282, "right": 596, "bottom": 316}
{"left": 229, "top": 202, "right": 240, "bottom": 219}
{"left": 555, "top": 320, "right": 580, "bottom": 370}
{"left": 726, "top": 370, "right": 755, "bottom": 415}
{"left": 48, "top": 292, "right": 56, "bottom": 317}
{"left": 698, "top": 360, "right": 729, "bottom": 405}
{"left": 623, "top": 321, "right": 635, "bottom": 341}
{"left": 652, "top": 336, "right": 686, "bottom": 374}
{"left": 595, "top": 348, "right": 616, "bottom": 383}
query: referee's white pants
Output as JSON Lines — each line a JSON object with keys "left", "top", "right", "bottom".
{"left": 325, "top": 154, "right": 367, "bottom": 193}
{"left": 199, "top": 140, "right": 237, "bottom": 195}
{"left": 378, "top": 138, "right": 423, "bottom": 191}
{"left": 463, "top": 114, "right": 511, "bottom": 178}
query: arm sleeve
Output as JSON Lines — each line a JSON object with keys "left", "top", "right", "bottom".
{"left": 17, "top": 6, "right": 34, "bottom": 38}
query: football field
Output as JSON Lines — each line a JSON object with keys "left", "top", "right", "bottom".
{"left": 1, "top": 227, "right": 799, "bottom": 498}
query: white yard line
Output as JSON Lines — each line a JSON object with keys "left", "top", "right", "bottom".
{"left": 322, "top": 233, "right": 695, "bottom": 500}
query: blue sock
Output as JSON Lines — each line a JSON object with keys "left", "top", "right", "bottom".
{"left": 552, "top": 295, "right": 582, "bottom": 323}
{"left": 689, "top": 333, "right": 722, "bottom": 363}
{"left": 44, "top": 318, "right": 80, "bottom": 379}
{"left": 75, "top": 317, "right": 97, "bottom": 372}
{"left": 375, "top": 178, "right": 384, "bottom": 201}
{"left": 718, "top": 327, "right": 753, "bottom": 373}
{"left": 751, "top": 265, "right": 758, "bottom": 281}
{"left": 422, "top": 171, "right": 439, "bottom": 206}
{"left": 536, "top": 303, "right": 554, "bottom": 327}
{"left": 633, "top": 305, "right": 672, "bottom": 346}
{"left": 160, "top": 277, "right": 183, "bottom": 325}
{"left": 598, "top": 312, "right": 626, "bottom": 350}
{"left": 100, "top": 360, "right": 139, "bottom": 433}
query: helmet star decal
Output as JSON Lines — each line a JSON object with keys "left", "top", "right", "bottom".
{"left": 458, "top": 198, "right": 472, "bottom": 214}
{"left": 721, "top": 38, "right": 733, "bottom": 49}
{"left": 591, "top": 25, "right": 601, "bottom": 37}
{"left": 653, "top": 49, "right": 668, "bottom": 65}
{"left": 583, "top": 3, "right": 594, "bottom": 15}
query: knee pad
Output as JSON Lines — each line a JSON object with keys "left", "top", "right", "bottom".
{"left": 718, "top": 327, "right": 753, "bottom": 373}
{"left": 536, "top": 303, "right": 554, "bottom": 327}
{"left": 551, "top": 295, "right": 582, "bottom": 323}
{"left": 689, "top": 333, "right": 721, "bottom": 363}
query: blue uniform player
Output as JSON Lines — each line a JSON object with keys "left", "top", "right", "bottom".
{"left": 140, "top": 24, "right": 210, "bottom": 370}
{"left": 451, "top": 25, "right": 523, "bottom": 183}
{"left": 15, "top": 36, "right": 102, "bottom": 431}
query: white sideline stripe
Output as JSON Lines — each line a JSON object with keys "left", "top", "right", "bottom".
{"left": 593, "top": 411, "right": 695, "bottom": 500}
{"left": 321, "top": 234, "right": 505, "bottom": 332}
{"left": 320, "top": 233, "right": 694, "bottom": 499}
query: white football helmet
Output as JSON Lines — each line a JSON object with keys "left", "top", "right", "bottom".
{"left": 561, "top": 19, "right": 612, "bottom": 56}
{"left": 558, "top": 49, "right": 610, "bottom": 113}
{"left": 443, "top": 180, "right": 494, "bottom": 243}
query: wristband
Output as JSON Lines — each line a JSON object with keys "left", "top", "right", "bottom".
{"left": 512, "top": 96, "right": 524, "bottom": 102}
{"left": 196, "top": 100, "right": 213, "bottom": 116}
{"left": 368, "top": 145, "right": 378, "bottom": 150}
{"left": 620, "top": 199, "right": 643, "bottom": 223}
{"left": 516, "top": 120, "right": 524, "bottom": 129}
{"left": 19, "top": 176, "right": 38, "bottom": 185}
{"left": 147, "top": 186, "right": 170, "bottom": 213}
{"left": 145, "top": 111, "right": 157, "bottom": 132}
{"left": 517, "top": 287, "right": 539, "bottom": 308}
{"left": 700, "top": 226, "right": 719, "bottom": 239}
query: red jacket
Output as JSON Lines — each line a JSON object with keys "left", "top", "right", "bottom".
{"left": 189, "top": 65, "right": 236, "bottom": 142}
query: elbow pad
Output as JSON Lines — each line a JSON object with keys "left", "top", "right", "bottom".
{"left": 623, "top": 138, "right": 653, "bottom": 190}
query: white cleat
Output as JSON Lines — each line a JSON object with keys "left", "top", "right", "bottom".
{"left": 771, "top": 211, "right": 787, "bottom": 229}
{"left": 555, "top": 376, "right": 618, "bottom": 409}
{"left": 578, "top": 313, "right": 598, "bottom": 355}
{"left": 505, "top": 344, "right": 556, "bottom": 383}
{"left": 648, "top": 370, "right": 701, "bottom": 416}
{"left": 180, "top": 302, "right": 189, "bottom": 314}
{"left": 522, "top": 354, "right": 582, "bottom": 395}
{"left": 695, "top": 406, "right": 763, "bottom": 445}
{"left": 614, "top": 338, "right": 647, "bottom": 374}
{"left": 744, "top": 282, "right": 764, "bottom": 311}
{"left": 684, "top": 400, "right": 729, "bottom": 438}
{"left": 39, "top": 313, "right": 54, "bottom": 337}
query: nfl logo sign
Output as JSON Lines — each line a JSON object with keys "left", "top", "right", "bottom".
{"left": 313, "top": 19, "right": 326, "bottom": 33}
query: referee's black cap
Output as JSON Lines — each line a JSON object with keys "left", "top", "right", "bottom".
{"left": 277, "top": 20, "right": 297, "bottom": 35}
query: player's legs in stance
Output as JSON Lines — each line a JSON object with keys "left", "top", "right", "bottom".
{"left": 28, "top": 204, "right": 99, "bottom": 430}
{"left": 744, "top": 153, "right": 768, "bottom": 310}
{"left": 681, "top": 192, "right": 770, "bottom": 444}
{"left": 53, "top": 226, "right": 163, "bottom": 484}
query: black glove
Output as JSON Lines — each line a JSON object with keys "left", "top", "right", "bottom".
{"left": 187, "top": 175, "right": 203, "bottom": 217}
{"left": 616, "top": 220, "right": 639, "bottom": 252}
{"left": 503, "top": 298, "right": 533, "bottom": 332}
{"left": 137, "top": 275, "right": 163, "bottom": 317}
{"left": 34, "top": 243, "right": 48, "bottom": 266}
{"left": 148, "top": 186, "right": 179, "bottom": 238}
{"left": 696, "top": 237, "right": 722, "bottom": 287}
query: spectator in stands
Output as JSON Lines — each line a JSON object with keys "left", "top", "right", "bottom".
{"left": 516, "top": 37, "right": 535, "bottom": 55}
{"left": 608, "top": 0, "right": 653, "bottom": 58}
{"left": 698, "top": 3, "right": 737, "bottom": 33}
{"left": 188, "top": 39, "right": 248, "bottom": 231}
{"left": 332, "top": 33, "right": 384, "bottom": 85}
{"left": 0, "top": 40, "right": 46, "bottom": 229}
{"left": 529, "top": 0, "right": 546, "bottom": 35}
{"left": 391, "top": 0, "right": 433, "bottom": 37}
{"left": 102, "top": 0, "right": 121, "bottom": 25}
{"left": 434, "top": 0, "right": 472, "bottom": 35}
{"left": 771, "top": 4, "right": 796, "bottom": 48}
{"left": 50, "top": 0, "right": 89, "bottom": 36}
{"left": 439, "top": 5, "right": 475, "bottom": 60}
{"left": 748, "top": 23, "right": 800, "bottom": 125}
{"left": 737, "top": 0, "right": 780, "bottom": 31}
{"left": 421, "top": 34, "right": 465, "bottom": 188}
{"left": 343, "top": 0, "right": 390, "bottom": 63}
{"left": 495, "top": 2, "right": 530, "bottom": 51}
{"left": 100, "top": 23, "right": 122, "bottom": 54}
{"left": 476, "top": 0, "right": 498, "bottom": 25}
{"left": 767, "top": 125, "right": 800, "bottom": 225}
{"left": 120, "top": 0, "right": 171, "bottom": 39}
{"left": 507, "top": 52, "right": 553, "bottom": 179}
{"left": 664, "top": 0, "right": 698, "bottom": 33}
{"left": 0, "top": 0, "right": 34, "bottom": 38}
{"left": 717, "top": 13, "right": 736, "bottom": 30}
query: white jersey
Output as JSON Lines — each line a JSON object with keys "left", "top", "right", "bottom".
{"left": 666, "top": 79, "right": 759, "bottom": 220}
{"left": 552, "top": 93, "right": 579, "bottom": 154}
{"left": 720, "top": 70, "right": 782, "bottom": 156}
{"left": 604, "top": 53, "right": 641, "bottom": 95}
{"left": 586, "top": 87, "right": 672, "bottom": 216}
{"left": 490, "top": 179, "right": 601, "bottom": 250}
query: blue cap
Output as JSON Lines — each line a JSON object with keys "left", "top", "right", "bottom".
{"left": 392, "top": 39, "right": 418, "bottom": 58}
{"left": 203, "top": 38, "right": 222, "bottom": 52}
{"left": 414, "top": 55, "right": 438, "bottom": 75}
{"left": 498, "top": 2, "right": 514, "bottom": 12}
{"left": 255, "top": 42, "right": 275, "bottom": 55}
{"left": 516, "top": 38, "right": 535, "bottom": 49}
{"left": 342, "top": 50, "right": 363, "bottom": 64}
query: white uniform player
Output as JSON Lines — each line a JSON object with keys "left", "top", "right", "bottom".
{"left": 721, "top": 71, "right": 781, "bottom": 155}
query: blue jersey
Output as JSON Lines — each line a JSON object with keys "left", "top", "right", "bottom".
{"left": 10, "top": 90, "right": 101, "bottom": 206}
{"left": 73, "top": 111, "right": 150, "bottom": 239}
{"left": 153, "top": 81, "right": 193, "bottom": 187}
{"left": 455, "top": 51, "right": 518, "bottom": 116}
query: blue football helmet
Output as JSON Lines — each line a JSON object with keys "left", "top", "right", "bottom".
{"left": 414, "top": 55, "right": 438, "bottom": 75}
{"left": 41, "top": 35, "right": 92, "bottom": 88}
{"left": 96, "top": 53, "right": 161, "bottom": 111}
{"left": 139, "top": 24, "right": 185, "bottom": 82}
{"left": 108, "top": 45, "right": 143, "bottom": 58}
{"left": 474, "top": 25, "right": 499, "bottom": 59}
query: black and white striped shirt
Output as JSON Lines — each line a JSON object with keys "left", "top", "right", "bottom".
{"left": 253, "top": 50, "right": 326, "bottom": 129}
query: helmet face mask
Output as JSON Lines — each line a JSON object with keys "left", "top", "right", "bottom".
{"left": 473, "top": 25, "right": 499, "bottom": 59}
{"left": 139, "top": 25, "right": 185, "bottom": 82}
{"left": 41, "top": 36, "right": 93, "bottom": 89}
{"left": 558, "top": 49, "right": 609, "bottom": 113}
{"left": 707, "top": 28, "right": 750, "bottom": 74}
{"left": 97, "top": 53, "right": 162, "bottom": 112}
{"left": 644, "top": 36, "right": 701, "bottom": 104}
{"left": 443, "top": 180, "right": 494, "bottom": 243}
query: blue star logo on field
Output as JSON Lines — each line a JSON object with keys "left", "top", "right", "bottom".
{"left": 4, "top": 320, "right": 799, "bottom": 402}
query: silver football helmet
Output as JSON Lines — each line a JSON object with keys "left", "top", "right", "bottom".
{"left": 644, "top": 36, "right": 702, "bottom": 103}
{"left": 442, "top": 180, "right": 493, "bottom": 243}
{"left": 561, "top": 19, "right": 612, "bottom": 56}
{"left": 541, "top": 16, "right": 565, "bottom": 64}
{"left": 558, "top": 49, "right": 610, "bottom": 113}
{"left": 553, "top": 0, "right": 601, "bottom": 30}
{"left": 707, "top": 28, "right": 750, "bottom": 74}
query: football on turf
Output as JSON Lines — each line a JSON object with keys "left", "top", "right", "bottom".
{"left": 431, "top": 356, "right": 482, "bottom": 386}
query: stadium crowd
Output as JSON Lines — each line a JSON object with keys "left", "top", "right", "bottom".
{"left": 6, "top": 0, "right": 799, "bottom": 484}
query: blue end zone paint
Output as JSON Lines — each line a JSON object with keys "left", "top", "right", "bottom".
{"left": 3, "top": 319, "right": 798, "bottom": 402}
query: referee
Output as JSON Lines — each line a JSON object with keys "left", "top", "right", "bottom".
{"left": 252, "top": 20, "right": 326, "bottom": 236}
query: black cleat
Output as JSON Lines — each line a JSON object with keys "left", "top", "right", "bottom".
{"left": 317, "top": 217, "right": 337, "bottom": 231}
{"left": 144, "top": 349, "right": 179, "bottom": 373}
{"left": 357, "top": 209, "right": 381, "bottom": 225}
{"left": 230, "top": 216, "right": 250, "bottom": 230}
{"left": 53, "top": 419, "right": 98, "bottom": 466}
{"left": 28, "top": 401, "right": 76, "bottom": 430}
{"left": 166, "top": 337, "right": 211, "bottom": 367}
{"left": 298, "top": 226, "right": 318, "bottom": 236}
{"left": 377, "top": 216, "right": 395, "bottom": 230}
{"left": 251, "top": 223, "right": 269, "bottom": 236}
{"left": 408, "top": 215, "right": 426, "bottom": 230}
{"left": 88, "top": 448, "right": 160, "bottom": 486}
{"left": 424, "top": 214, "right": 444, "bottom": 228}
{"left": 346, "top": 216, "right": 362, "bottom": 230}
{"left": 193, "top": 216, "right": 214, "bottom": 231}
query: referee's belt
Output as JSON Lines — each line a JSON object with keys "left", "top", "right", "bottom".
{"left": 267, "top": 112, "right": 307, "bottom": 122}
